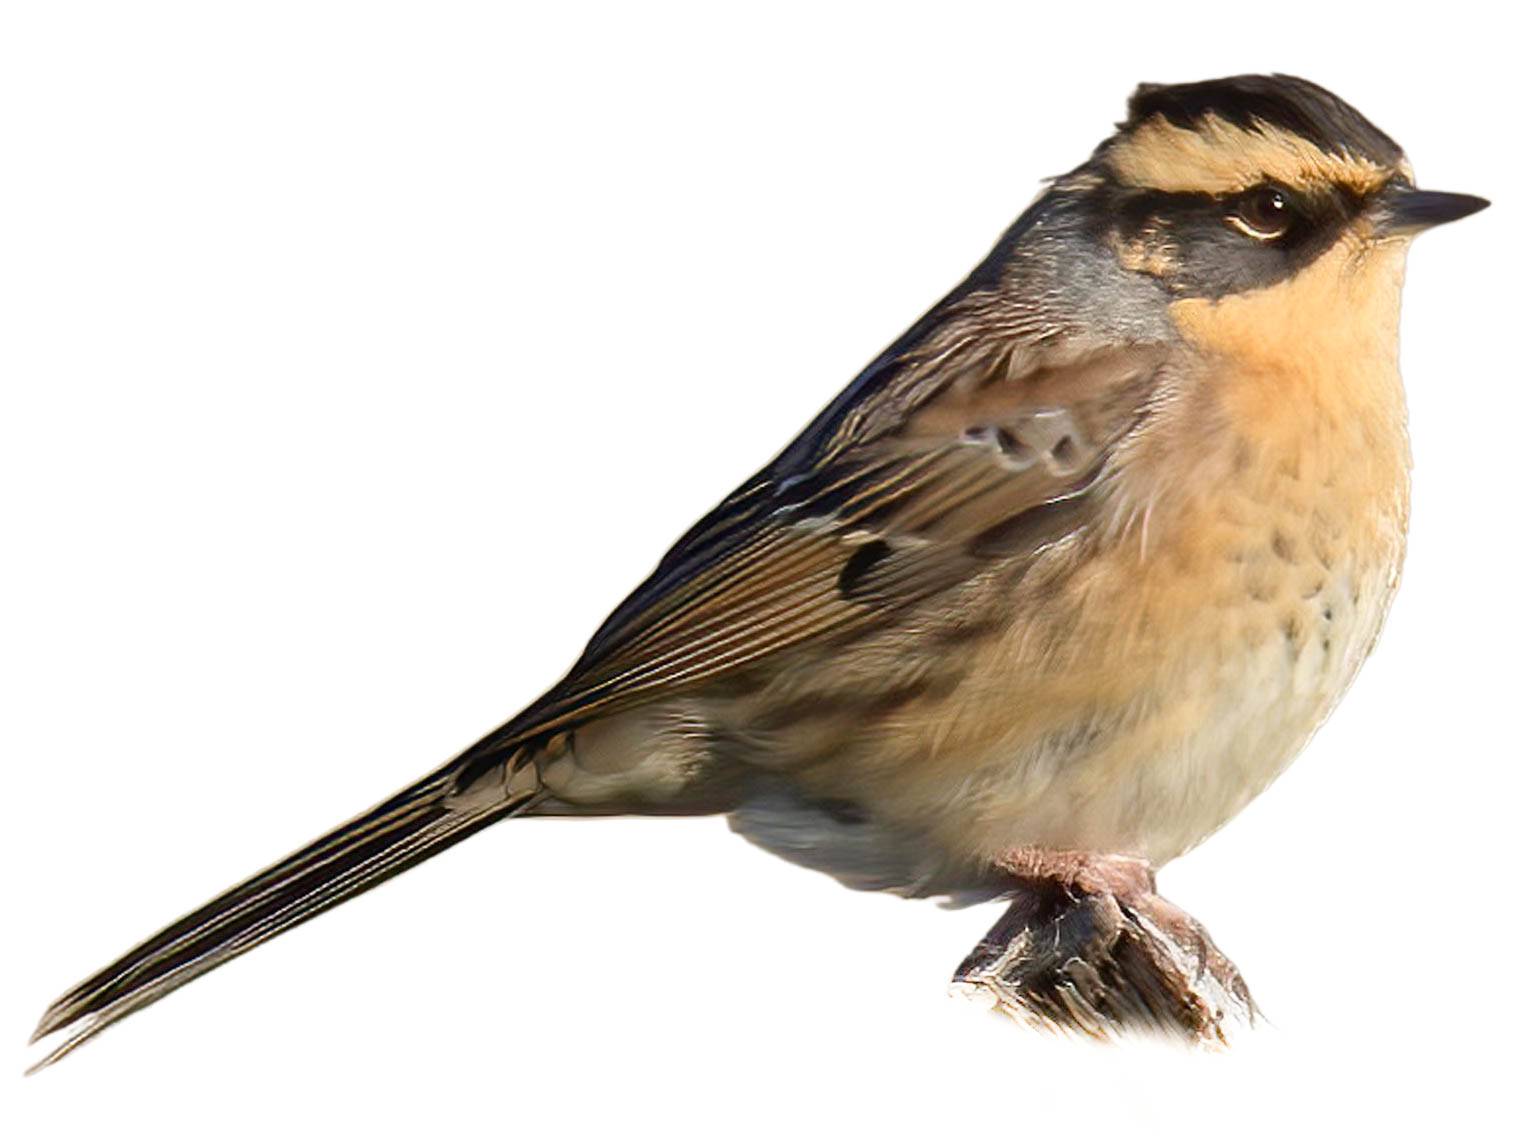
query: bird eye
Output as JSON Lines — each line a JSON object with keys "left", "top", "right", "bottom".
{"left": 1228, "top": 185, "right": 1298, "bottom": 240}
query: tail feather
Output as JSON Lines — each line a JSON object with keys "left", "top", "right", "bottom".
{"left": 30, "top": 754, "right": 539, "bottom": 1072}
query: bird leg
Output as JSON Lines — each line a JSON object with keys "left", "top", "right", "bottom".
{"left": 951, "top": 848, "right": 1256, "bottom": 1045}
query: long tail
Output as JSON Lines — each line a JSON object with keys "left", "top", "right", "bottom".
{"left": 29, "top": 748, "right": 540, "bottom": 1072}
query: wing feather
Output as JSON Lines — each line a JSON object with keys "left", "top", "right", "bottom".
{"left": 488, "top": 338, "right": 1169, "bottom": 747}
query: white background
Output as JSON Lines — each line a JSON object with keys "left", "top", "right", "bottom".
{"left": 3, "top": 3, "right": 1516, "bottom": 1137}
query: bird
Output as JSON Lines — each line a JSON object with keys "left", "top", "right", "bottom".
{"left": 31, "top": 73, "right": 1488, "bottom": 1067}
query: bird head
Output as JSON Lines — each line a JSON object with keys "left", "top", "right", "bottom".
{"left": 998, "top": 74, "right": 1488, "bottom": 379}
{"left": 1073, "top": 74, "right": 1488, "bottom": 303}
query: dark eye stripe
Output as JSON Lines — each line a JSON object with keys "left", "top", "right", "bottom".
{"left": 1099, "top": 179, "right": 1358, "bottom": 299}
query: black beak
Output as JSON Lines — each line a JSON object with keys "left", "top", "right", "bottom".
{"left": 1377, "top": 183, "right": 1490, "bottom": 234}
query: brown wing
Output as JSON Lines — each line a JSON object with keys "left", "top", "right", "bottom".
{"left": 478, "top": 336, "right": 1168, "bottom": 754}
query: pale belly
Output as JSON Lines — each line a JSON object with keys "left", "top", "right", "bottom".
{"left": 825, "top": 454, "right": 1413, "bottom": 874}
{"left": 942, "top": 558, "right": 1400, "bottom": 867}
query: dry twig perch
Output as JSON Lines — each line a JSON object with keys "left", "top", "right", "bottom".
{"left": 952, "top": 879, "right": 1256, "bottom": 1045}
